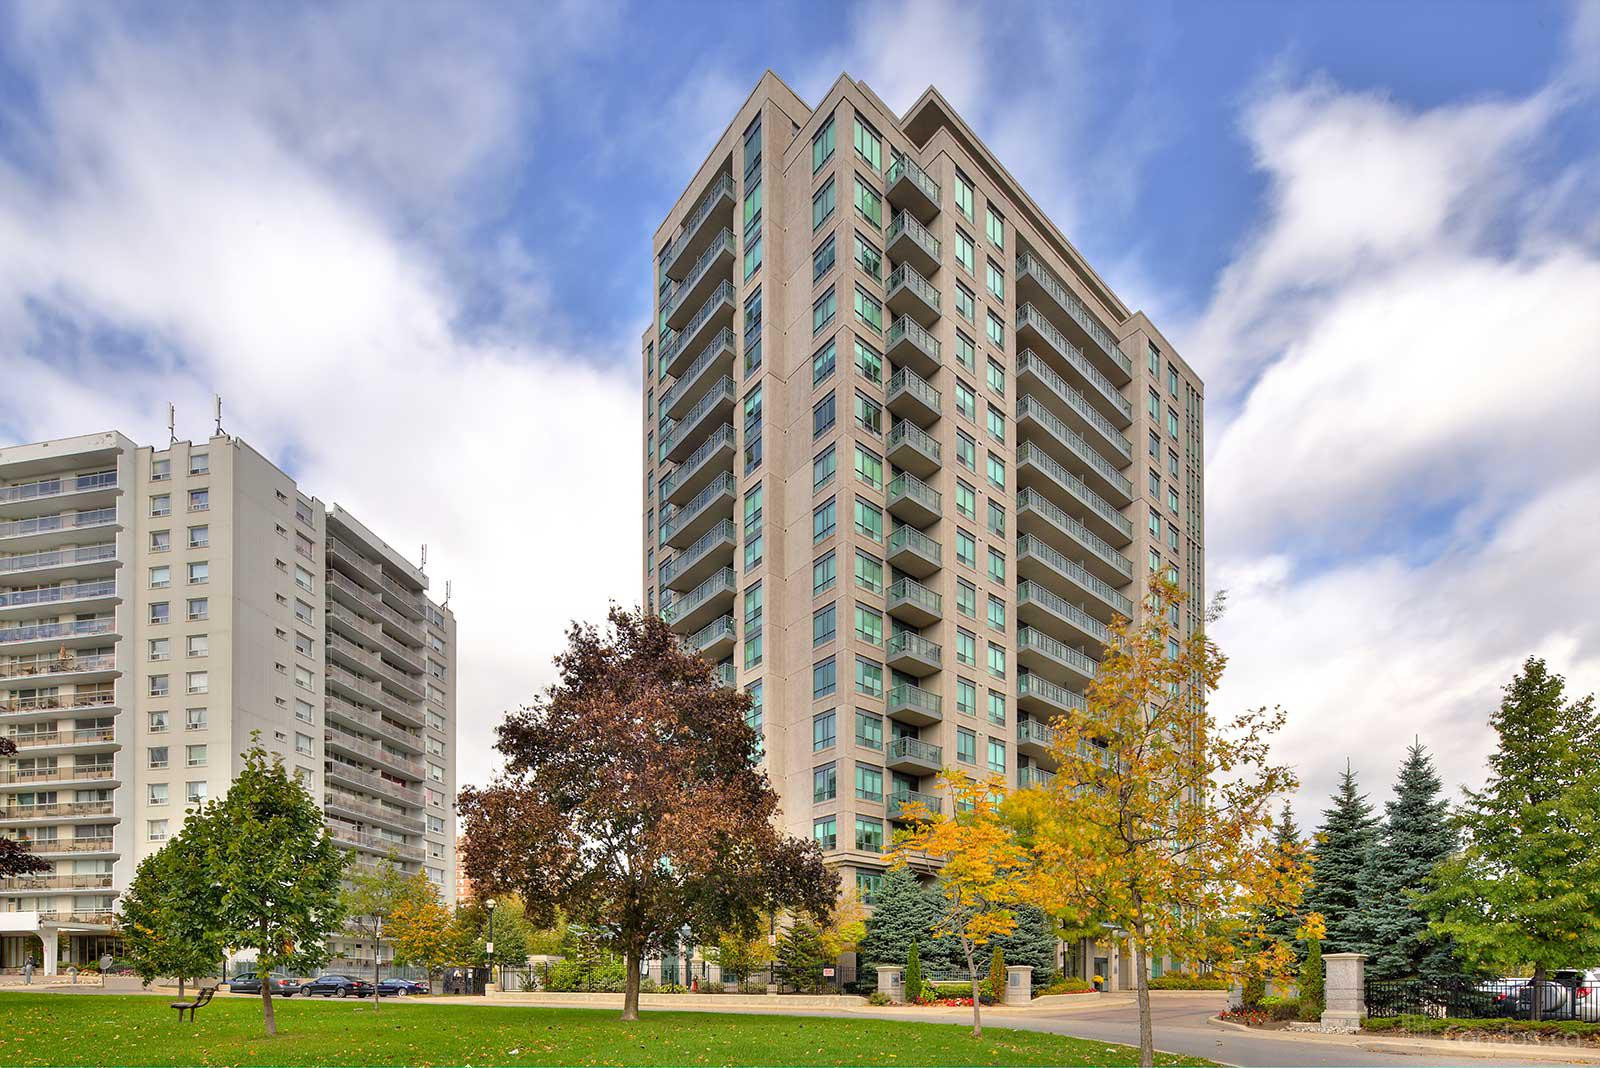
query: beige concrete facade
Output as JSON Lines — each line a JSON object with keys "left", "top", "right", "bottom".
{"left": 0, "top": 430, "right": 457, "bottom": 973}
{"left": 642, "top": 72, "right": 1204, "bottom": 910}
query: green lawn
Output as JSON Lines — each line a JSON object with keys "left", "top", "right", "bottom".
{"left": 0, "top": 992, "right": 1212, "bottom": 1066}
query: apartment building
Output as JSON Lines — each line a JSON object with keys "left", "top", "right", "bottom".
{"left": 640, "top": 73, "right": 1204, "bottom": 977}
{"left": 0, "top": 430, "right": 457, "bottom": 974}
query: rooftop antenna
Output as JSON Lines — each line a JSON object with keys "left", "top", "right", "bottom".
{"left": 420, "top": 544, "right": 428, "bottom": 572}
{"left": 167, "top": 403, "right": 177, "bottom": 445}
{"left": 444, "top": 579, "right": 452, "bottom": 607}
{"left": 214, "top": 395, "right": 224, "bottom": 437}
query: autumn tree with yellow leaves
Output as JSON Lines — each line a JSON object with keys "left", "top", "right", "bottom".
{"left": 1011, "top": 575, "right": 1305, "bottom": 1067}
{"left": 891, "top": 771, "right": 1034, "bottom": 1038}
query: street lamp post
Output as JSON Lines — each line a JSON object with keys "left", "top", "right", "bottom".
{"left": 485, "top": 898, "right": 496, "bottom": 995}
{"left": 373, "top": 913, "right": 383, "bottom": 1012}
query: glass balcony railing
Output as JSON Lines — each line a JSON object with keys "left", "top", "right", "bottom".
{"left": 662, "top": 567, "right": 736, "bottom": 624}
{"left": 1016, "top": 304, "right": 1132, "bottom": 421}
{"left": 888, "top": 681, "right": 943, "bottom": 720}
{"left": 1016, "top": 250, "right": 1133, "bottom": 378}
{"left": 887, "top": 420, "right": 941, "bottom": 464}
{"left": 0, "top": 618, "right": 116, "bottom": 645}
{"left": 660, "top": 327, "right": 735, "bottom": 414}
{"left": 886, "top": 211, "right": 941, "bottom": 261}
{"left": 887, "top": 315, "right": 940, "bottom": 363}
{"left": 888, "top": 789, "right": 944, "bottom": 821}
{"left": 887, "top": 263, "right": 940, "bottom": 313}
{"left": 0, "top": 471, "right": 117, "bottom": 505}
{"left": 0, "top": 508, "right": 118, "bottom": 540}
{"left": 0, "top": 542, "right": 118, "bottom": 574}
{"left": 687, "top": 615, "right": 736, "bottom": 651}
{"left": 0, "top": 652, "right": 117, "bottom": 681}
{"left": 661, "top": 376, "right": 735, "bottom": 456}
{"left": 660, "top": 473, "right": 736, "bottom": 543}
{"left": 1018, "top": 718, "right": 1059, "bottom": 748}
{"left": 1016, "top": 445, "right": 1134, "bottom": 545}
{"left": 659, "top": 519, "right": 736, "bottom": 587}
{"left": 1018, "top": 350, "right": 1132, "bottom": 458}
{"left": 887, "top": 577, "right": 942, "bottom": 617}
{"left": 887, "top": 472, "right": 941, "bottom": 516}
{"left": 887, "top": 366, "right": 940, "bottom": 413}
{"left": 887, "top": 525, "right": 942, "bottom": 564}
{"left": 886, "top": 155, "right": 940, "bottom": 206}
{"left": 1018, "top": 669, "right": 1091, "bottom": 711}
{"left": 1017, "top": 535, "right": 1134, "bottom": 617}
{"left": 1017, "top": 396, "right": 1132, "bottom": 498}
{"left": 0, "top": 579, "right": 117, "bottom": 611}
{"left": 1018, "top": 581, "right": 1111, "bottom": 643}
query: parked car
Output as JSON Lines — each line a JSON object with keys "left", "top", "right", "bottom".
{"left": 227, "top": 972, "right": 301, "bottom": 997}
{"left": 1513, "top": 970, "right": 1594, "bottom": 1020}
{"left": 301, "top": 974, "right": 374, "bottom": 998}
{"left": 377, "top": 978, "right": 429, "bottom": 996}
{"left": 1473, "top": 976, "right": 1528, "bottom": 1018}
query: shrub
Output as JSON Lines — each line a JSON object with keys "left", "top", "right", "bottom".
{"left": 1298, "top": 939, "right": 1324, "bottom": 1021}
{"left": 1039, "top": 976, "right": 1095, "bottom": 995}
{"left": 699, "top": 980, "right": 724, "bottom": 994}
{"left": 1363, "top": 1015, "right": 1600, "bottom": 1040}
{"left": 986, "top": 946, "right": 1006, "bottom": 1002}
{"left": 1242, "top": 972, "right": 1265, "bottom": 1009}
{"left": 1258, "top": 994, "right": 1301, "bottom": 1021}
{"left": 1149, "top": 972, "right": 1227, "bottom": 990}
{"left": 868, "top": 991, "right": 891, "bottom": 1006}
{"left": 904, "top": 941, "right": 922, "bottom": 1005}
{"left": 656, "top": 982, "right": 687, "bottom": 994}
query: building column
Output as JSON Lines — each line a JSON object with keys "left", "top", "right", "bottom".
{"left": 1321, "top": 953, "right": 1367, "bottom": 1032}
{"left": 41, "top": 932, "right": 59, "bottom": 977}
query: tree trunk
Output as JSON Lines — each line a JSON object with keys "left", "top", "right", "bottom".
{"left": 621, "top": 945, "right": 641, "bottom": 1022}
{"left": 1133, "top": 940, "right": 1153, "bottom": 1068}
{"left": 963, "top": 937, "right": 983, "bottom": 1039}
{"left": 178, "top": 976, "right": 186, "bottom": 999}
{"left": 1531, "top": 964, "right": 1545, "bottom": 1023}
{"left": 261, "top": 983, "right": 277, "bottom": 1037}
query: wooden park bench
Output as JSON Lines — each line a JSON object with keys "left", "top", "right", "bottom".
{"left": 171, "top": 986, "right": 216, "bottom": 1022}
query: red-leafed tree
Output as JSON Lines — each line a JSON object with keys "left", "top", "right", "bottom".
{"left": 0, "top": 737, "right": 50, "bottom": 877}
{"left": 460, "top": 607, "right": 836, "bottom": 1021}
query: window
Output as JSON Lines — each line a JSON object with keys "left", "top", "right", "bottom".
{"left": 294, "top": 665, "right": 313, "bottom": 691}
{"left": 854, "top": 233, "right": 882, "bottom": 280}
{"left": 813, "top": 551, "right": 837, "bottom": 595}
{"left": 813, "top": 233, "right": 836, "bottom": 281}
{"left": 987, "top": 259, "right": 1005, "bottom": 300}
{"left": 294, "top": 598, "right": 313, "bottom": 624}
{"left": 1169, "top": 363, "right": 1180, "bottom": 397}
{"left": 187, "top": 561, "right": 209, "bottom": 585}
{"left": 957, "top": 727, "right": 977, "bottom": 764}
{"left": 148, "top": 674, "right": 169, "bottom": 698}
{"left": 986, "top": 206, "right": 1005, "bottom": 249}
{"left": 954, "top": 169, "right": 974, "bottom": 220}
{"left": 956, "top": 529, "right": 976, "bottom": 567}
{"left": 989, "top": 689, "right": 1008, "bottom": 726}
{"left": 813, "top": 497, "right": 836, "bottom": 542}
{"left": 855, "top": 710, "right": 883, "bottom": 750}
{"left": 854, "top": 656, "right": 883, "bottom": 697}
{"left": 148, "top": 746, "right": 169, "bottom": 770}
{"left": 955, "top": 282, "right": 975, "bottom": 321}
{"left": 150, "top": 494, "right": 171, "bottom": 517}
{"left": 149, "top": 565, "right": 170, "bottom": 589}
{"left": 813, "top": 339, "right": 837, "bottom": 385}
{"left": 988, "top": 547, "right": 1006, "bottom": 582}
{"left": 1149, "top": 340, "right": 1161, "bottom": 376}
{"left": 151, "top": 458, "right": 171, "bottom": 481}
{"left": 149, "top": 601, "right": 169, "bottom": 625}
{"left": 855, "top": 816, "right": 884, "bottom": 853}
{"left": 796, "top": 174, "right": 834, "bottom": 240}
{"left": 987, "top": 310, "right": 1004, "bottom": 348}
{"left": 1169, "top": 450, "right": 1180, "bottom": 477}
{"left": 988, "top": 595, "right": 1006, "bottom": 630}
{"left": 853, "top": 339, "right": 882, "bottom": 384}
{"left": 853, "top": 117, "right": 882, "bottom": 170}
{"left": 956, "top": 431, "right": 976, "bottom": 470}
{"left": 188, "top": 525, "right": 209, "bottom": 549}
{"left": 188, "top": 488, "right": 209, "bottom": 512}
{"left": 987, "top": 738, "right": 1007, "bottom": 774}
{"left": 150, "top": 530, "right": 170, "bottom": 552}
{"left": 148, "top": 819, "right": 169, "bottom": 842}
{"left": 855, "top": 762, "right": 884, "bottom": 802}
{"left": 853, "top": 176, "right": 882, "bottom": 228}
{"left": 813, "top": 603, "right": 837, "bottom": 645}
{"left": 185, "top": 671, "right": 208, "bottom": 695}
{"left": 854, "top": 604, "right": 883, "bottom": 646}
{"left": 1168, "top": 486, "right": 1180, "bottom": 513}
{"left": 854, "top": 445, "right": 883, "bottom": 489}
{"left": 189, "top": 453, "right": 209, "bottom": 475}
{"left": 813, "top": 444, "right": 836, "bottom": 490}
{"left": 987, "top": 642, "right": 1007, "bottom": 678}
{"left": 813, "top": 659, "right": 837, "bottom": 701}
{"left": 987, "top": 405, "right": 1005, "bottom": 443}
{"left": 853, "top": 287, "right": 882, "bottom": 333}
{"left": 813, "top": 706, "right": 836, "bottom": 747}
{"left": 854, "top": 392, "right": 882, "bottom": 433}
{"left": 186, "top": 634, "right": 208, "bottom": 658}
{"left": 186, "top": 706, "right": 207, "bottom": 731}
{"left": 1149, "top": 509, "right": 1162, "bottom": 537}
{"left": 812, "top": 115, "right": 835, "bottom": 172}
{"left": 148, "top": 710, "right": 169, "bottom": 733}
{"left": 956, "top": 578, "right": 976, "bottom": 618}
{"left": 186, "top": 780, "right": 208, "bottom": 804}
{"left": 987, "top": 500, "right": 1006, "bottom": 535}
{"left": 1149, "top": 429, "right": 1160, "bottom": 458}
{"left": 854, "top": 550, "right": 883, "bottom": 594}
{"left": 956, "top": 480, "right": 976, "bottom": 520}
{"left": 813, "top": 286, "right": 837, "bottom": 333}
{"left": 956, "top": 330, "right": 976, "bottom": 371}
{"left": 295, "top": 732, "right": 313, "bottom": 756}
{"left": 987, "top": 452, "right": 1006, "bottom": 489}
{"left": 957, "top": 677, "right": 977, "bottom": 716}
{"left": 1149, "top": 469, "right": 1162, "bottom": 495}
{"left": 956, "top": 629, "right": 976, "bottom": 666}
{"left": 1168, "top": 408, "right": 1179, "bottom": 437}
{"left": 813, "top": 816, "right": 837, "bottom": 851}
{"left": 955, "top": 379, "right": 975, "bottom": 420}
{"left": 814, "top": 762, "right": 838, "bottom": 802}
{"left": 186, "top": 597, "right": 208, "bottom": 621}
{"left": 955, "top": 229, "right": 974, "bottom": 273}
{"left": 148, "top": 783, "right": 169, "bottom": 805}
{"left": 813, "top": 392, "right": 836, "bottom": 439}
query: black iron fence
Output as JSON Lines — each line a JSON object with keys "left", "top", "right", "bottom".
{"left": 1367, "top": 976, "right": 1591, "bottom": 1021}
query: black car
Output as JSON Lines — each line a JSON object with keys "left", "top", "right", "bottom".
{"left": 301, "top": 974, "right": 373, "bottom": 998}
{"left": 228, "top": 972, "right": 301, "bottom": 997}
{"left": 377, "top": 978, "right": 429, "bottom": 996}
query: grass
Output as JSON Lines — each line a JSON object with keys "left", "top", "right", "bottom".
{"left": 1364, "top": 1013, "right": 1600, "bottom": 1042}
{"left": 0, "top": 992, "right": 1215, "bottom": 1066}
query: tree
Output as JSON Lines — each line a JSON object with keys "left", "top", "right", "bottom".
{"left": 818, "top": 890, "right": 868, "bottom": 961}
{"left": 340, "top": 857, "right": 416, "bottom": 1011}
{"left": 202, "top": 742, "right": 348, "bottom": 1036}
{"left": 988, "top": 905, "right": 1058, "bottom": 989}
{"left": 1258, "top": 803, "right": 1305, "bottom": 953}
{"left": 459, "top": 607, "right": 836, "bottom": 1021}
{"left": 1358, "top": 742, "right": 1459, "bottom": 983}
{"left": 892, "top": 771, "right": 1035, "bottom": 1037}
{"left": 858, "top": 865, "right": 958, "bottom": 971}
{"left": 987, "top": 945, "right": 1006, "bottom": 1002}
{"left": 387, "top": 872, "right": 455, "bottom": 984}
{"left": 1013, "top": 575, "right": 1304, "bottom": 1068}
{"left": 1305, "top": 764, "right": 1379, "bottom": 955}
{"left": 115, "top": 828, "right": 226, "bottom": 997}
{"left": 904, "top": 940, "right": 923, "bottom": 1004}
{"left": 465, "top": 896, "right": 534, "bottom": 968}
{"left": 774, "top": 918, "right": 828, "bottom": 993}
{"left": 1297, "top": 912, "right": 1326, "bottom": 1022}
{"left": 1423, "top": 658, "right": 1600, "bottom": 1017}
{"left": 711, "top": 927, "right": 773, "bottom": 992}
{"left": 0, "top": 738, "right": 49, "bottom": 877}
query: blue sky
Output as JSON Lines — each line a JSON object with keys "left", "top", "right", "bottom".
{"left": 0, "top": 0, "right": 1596, "bottom": 822}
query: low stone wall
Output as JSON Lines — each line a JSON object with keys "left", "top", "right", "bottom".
{"left": 485, "top": 991, "right": 868, "bottom": 1009}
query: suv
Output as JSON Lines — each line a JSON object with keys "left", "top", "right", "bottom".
{"left": 227, "top": 972, "right": 301, "bottom": 997}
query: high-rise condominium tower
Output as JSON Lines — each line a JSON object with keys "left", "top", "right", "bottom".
{"left": 0, "top": 430, "right": 458, "bottom": 975}
{"left": 642, "top": 72, "right": 1203, "bottom": 956}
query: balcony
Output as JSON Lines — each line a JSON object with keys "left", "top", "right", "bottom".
{"left": 662, "top": 376, "right": 736, "bottom": 463}
{"left": 5, "top": 727, "right": 117, "bottom": 757}
{"left": 0, "top": 873, "right": 115, "bottom": 892}
{"left": 886, "top": 212, "right": 940, "bottom": 277}
{"left": 1017, "top": 627, "right": 1098, "bottom": 686}
{"left": 328, "top": 824, "right": 425, "bottom": 862}
{"left": 885, "top": 736, "right": 943, "bottom": 776}
{"left": 0, "top": 800, "right": 116, "bottom": 823}
{"left": 324, "top": 760, "right": 425, "bottom": 806}
{"left": 685, "top": 615, "right": 736, "bottom": 660}
{"left": 0, "top": 651, "right": 118, "bottom": 685}
{"left": 379, "top": 574, "right": 426, "bottom": 622}
{"left": 13, "top": 836, "right": 117, "bottom": 858}
{"left": 1017, "top": 350, "right": 1132, "bottom": 461}
{"left": 0, "top": 617, "right": 118, "bottom": 655}
{"left": 326, "top": 537, "right": 382, "bottom": 589}
{"left": 1017, "top": 765, "right": 1055, "bottom": 790}
{"left": 662, "top": 566, "right": 737, "bottom": 634}
{"left": 885, "top": 155, "right": 940, "bottom": 223}
{"left": 885, "top": 316, "right": 941, "bottom": 379}
{"left": 887, "top": 788, "right": 944, "bottom": 822}
{"left": 327, "top": 599, "right": 382, "bottom": 648}
{"left": 886, "top": 472, "right": 941, "bottom": 527}
{"left": 325, "top": 666, "right": 425, "bottom": 728}
{"left": 0, "top": 689, "right": 116, "bottom": 718}
{"left": 713, "top": 661, "right": 736, "bottom": 689}
{"left": 886, "top": 367, "right": 940, "bottom": 428}
{"left": 1015, "top": 443, "right": 1133, "bottom": 549}
{"left": 1017, "top": 670, "right": 1089, "bottom": 720}
{"left": 327, "top": 633, "right": 425, "bottom": 704}
{"left": 324, "top": 695, "right": 424, "bottom": 755}
{"left": 1017, "top": 717, "right": 1059, "bottom": 760}
{"left": 886, "top": 525, "right": 941, "bottom": 580}
{"left": 664, "top": 280, "right": 737, "bottom": 378}
{"left": 661, "top": 472, "right": 736, "bottom": 550}
{"left": 1016, "top": 397, "right": 1133, "bottom": 505}
{"left": 1015, "top": 487, "right": 1132, "bottom": 588}
{"left": 0, "top": 542, "right": 119, "bottom": 583}
{"left": 886, "top": 577, "right": 942, "bottom": 627}
{"left": 886, "top": 265, "right": 939, "bottom": 328}
{"left": 887, "top": 681, "right": 943, "bottom": 726}
{"left": 0, "top": 764, "right": 117, "bottom": 787}
{"left": 886, "top": 421, "right": 941, "bottom": 481}
{"left": 0, "top": 470, "right": 118, "bottom": 519}
{"left": 0, "top": 578, "right": 119, "bottom": 621}
{"left": 664, "top": 172, "right": 736, "bottom": 280}
{"left": 661, "top": 327, "right": 736, "bottom": 420}
{"left": 324, "top": 789, "right": 425, "bottom": 834}
{"left": 662, "top": 424, "right": 735, "bottom": 507}
{"left": 324, "top": 725, "right": 426, "bottom": 781}
{"left": 1016, "top": 535, "right": 1133, "bottom": 621}
{"left": 1017, "top": 581, "right": 1111, "bottom": 650}
{"left": 885, "top": 631, "right": 941, "bottom": 677}
{"left": 1015, "top": 250, "right": 1132, "bottom": 383}
{"left": 665, "top": 229, "right": 736, "bottom": 330}
{"left": 659, "top": 518, "right": 736, "bottom": 593}
{"left": 0, "top": 507, "right": 119, "bottom": 553}
{"left": 1016, "top": 304, "right": 1132, "bottom": 426}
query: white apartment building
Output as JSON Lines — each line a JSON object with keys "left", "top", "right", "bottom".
{"left": 0, "top": 431, "right": 457, "bottom": 974}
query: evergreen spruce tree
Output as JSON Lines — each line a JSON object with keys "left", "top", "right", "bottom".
{"left": 1305, "top": 765, "right": 1379, "bottom": 955}
{"left": 1297, "top": 936, "right": 1324, "bottom": 1021}
{"left": 1359, "top": 742, "right": 1459, "bottom": 983}
{"left": 904, "top": 939, "right": 923, "bottom": 1003}
{"left": 858, "top": 866, "right": 958, "bottom": 968}
{"left": 774, "top": 918, "right": 828, "bottom": 993}
{"left": 1261, "top": 802, "right": 1303, "bottom": 949}
{"left": 986, "top": 945, "right": 1006, "bottom": 1002}
{"left": 988, "top": 904, "right": 1058, "bottom": 987}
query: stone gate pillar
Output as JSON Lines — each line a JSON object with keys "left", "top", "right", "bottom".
{"left": 875, "top": 965, "right": 903, "bottom": 1002}
{"left": 1004, "top": 965, "right": 1033, "bottom": 1005}
{"left": 1321, "top": 953, "right": 1367, "bottom": 1032}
